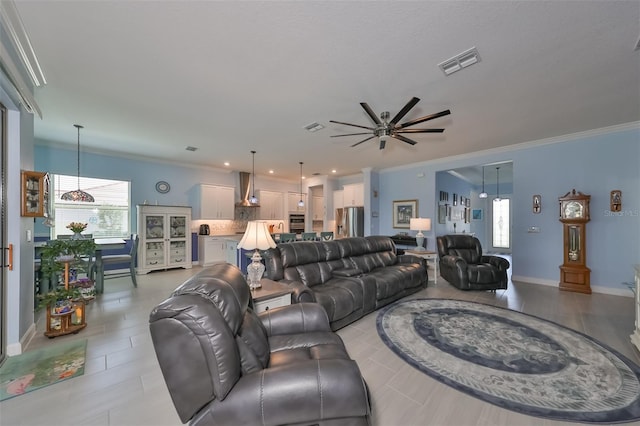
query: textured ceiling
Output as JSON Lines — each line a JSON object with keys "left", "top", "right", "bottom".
{"left": 13, "top": 1, "right": 640, "bottom": 181}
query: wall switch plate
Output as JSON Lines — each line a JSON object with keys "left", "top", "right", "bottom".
{"left": 26, "top": 229, "right": 32, "bottom": 241}
{"left": 528, "top": 226, "right": 540, "bottom": 233}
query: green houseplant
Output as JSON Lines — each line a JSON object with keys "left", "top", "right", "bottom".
{"left": 37, "top": 238, "right": 96, "bottom": 311}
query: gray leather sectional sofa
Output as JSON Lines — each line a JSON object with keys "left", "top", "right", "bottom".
{"left": 263, "top": 236, "right": 428, "bottom": 330}
{"left": 149, "top": 263, "right": 371, "bottom": 425}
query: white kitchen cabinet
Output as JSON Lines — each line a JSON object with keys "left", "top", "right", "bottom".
{"left": 258, "top": 190, "right": 284, "bottom": 220}
{"left": 225, "top": 239, "right": 238, "bottom": 266}
{"left": 333, "top": 190, "right": 344, "bottom": 210}
{"left": 137, "top": 205, "right": 192, "bottom": 274}
{"left": 288, "top": 192, "right": 307, "bottom": 213}
{"left": 193, "top": 184, "right": 235, "bottom": 219}
{"left": 198, "top": 236, "right": 226, "bottom": 266}
{"left": 312, "top": 196, "right": 324, "bottom": 220}
{"left": 343, "top": 183, "right": 364, "bottom": 207}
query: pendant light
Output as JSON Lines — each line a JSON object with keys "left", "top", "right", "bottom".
{"left": 298, "top": 162, "right": 305, "bottom": 207}
{"left": 479, "top": 166, "right": 488, "bottom": 198}
{"left": 61, "top": 124, "right": 94, "bottom": 202}
{"left": 249, "top": 150, "right": 258, "bottom": 204}
{"left": 493, "top": 166, "right": 501, "bottom": 201}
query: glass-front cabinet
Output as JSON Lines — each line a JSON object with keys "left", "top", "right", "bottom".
{"left": 137, "top": 205, "right": 192, "bottom": 274}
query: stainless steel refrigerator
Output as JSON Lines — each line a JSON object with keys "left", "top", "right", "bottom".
{"left": 343, "top": 206, "right": 364, "bottom": 237}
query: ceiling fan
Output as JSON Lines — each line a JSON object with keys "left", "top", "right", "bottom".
{"left": 330, "top": 97, "right": 450, "bottom": 150}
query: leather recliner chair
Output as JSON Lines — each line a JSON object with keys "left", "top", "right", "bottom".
{"left": 149, "top": 263, "right": 371, "bottom": 426}
{"left": 436, "top": 234, "right": 510, "bottom": 291}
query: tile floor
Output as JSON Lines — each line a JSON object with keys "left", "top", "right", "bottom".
{"left": 1, "top": 265, "right": 639, "bottom": 426}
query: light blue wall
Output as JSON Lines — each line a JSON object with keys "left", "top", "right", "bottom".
{"left": 379, "top": 125, "right": 639, "bottom": 292}
{"left": 34, "top": 144, "right": 298, "bottom": 236}
{"left": 35, "top": 125, "right": 639, "bottom": 292}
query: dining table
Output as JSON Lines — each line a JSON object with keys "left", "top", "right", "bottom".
{"left": 35, "top": 237, "right": 127, "bottom": 295}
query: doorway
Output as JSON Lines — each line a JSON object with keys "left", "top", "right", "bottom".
{"left": 434, "top": 161, "right": 513, "bottom": 253}
{"left": 0, "top": 102, "right": 7, "bottom": 365}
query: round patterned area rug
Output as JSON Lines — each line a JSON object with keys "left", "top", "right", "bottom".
{"left": 376, "top": 298, "right": 640, "bottom": 423}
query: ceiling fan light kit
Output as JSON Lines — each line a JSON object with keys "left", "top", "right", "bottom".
{"left": 330, "top": 97, "right": 450, "bottom": 150}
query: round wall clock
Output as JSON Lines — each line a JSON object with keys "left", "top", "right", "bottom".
{"left": 155, "top": 181, "right": 170, "bottom": 194}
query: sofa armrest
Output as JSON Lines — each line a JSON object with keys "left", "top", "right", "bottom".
{"left": 441, "top": 254, "right": 467, "bottom": 271}
{"left": 277, "top": 279, "right": 316, "bottom": 303}
{"left": 192, "top": 359, "right": 370, "bottom": 426}
{"left": 333, "top": 268, "right": 363, "bottom": 277}
{"left": 398, "top": 254, "right": 427, "bottom": 268}
{"left": 259, "top": 302, "right": 331, "bottom": 335}
{"left": 482, "top": 255, "right": 510, "bottom": 271}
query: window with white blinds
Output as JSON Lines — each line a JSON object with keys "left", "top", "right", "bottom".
{"left": 51, "top": 174, "right": 131, "bottom": 238}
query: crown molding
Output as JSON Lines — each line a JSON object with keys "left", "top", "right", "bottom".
{"left": 380, "top": 121, "right": 640, "bottom": 174}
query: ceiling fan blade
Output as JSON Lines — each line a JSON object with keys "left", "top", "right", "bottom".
{"left": 360, "top": 103, "right": 382, "bottom": 125}
{"left": 329, "top": 120, "right": 375, "bottom": 131}
{"left": 389, "top": 97, "right": 420, "bottom": 126}
{"left": 397, "top": 109, "right": 451, "bottom": 129}
{"left": 350, "top": 136, "right": 375, "bottom": 147}
{"left": 396, "top": 128, "right": 445, "bottom": 133}
{"left": 330, "top": 132, "right": 373, "bottom": 138}
{"left": 392, "top": 134, "right": 418, "bottom": 145}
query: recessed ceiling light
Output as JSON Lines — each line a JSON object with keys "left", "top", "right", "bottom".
{"left": 304, "top": 122, "right": 325, "bottom": 132}
{"left": 438, "top": 47, "right": 481, "bottom": 76}
{"left": 185, "top": 146, "right": 198, "bottom": 151}
{"left": 224, "top": 161, "right": 230, "bottom": 166}
{"left": 331, "top": 169, "right": 337, "bottom": 174}
{"left": 269, "top": 170, "right": 274, "bottom": 174}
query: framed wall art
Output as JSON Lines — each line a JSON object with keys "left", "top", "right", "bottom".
{"left": 610, "top": 190, "right": 622, "bottom": 212}
{"left": 472, "top": 209, "right": 483, "bottom": 220}
{"left": 438, "top": 204, "right": 447, "bottom": 224}
{"left": 393, "top": 199, "right": 418, "bottom": 228}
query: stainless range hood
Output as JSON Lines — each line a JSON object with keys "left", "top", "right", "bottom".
{"left": 236, "top": 171, "right": 260, "bottom": 207}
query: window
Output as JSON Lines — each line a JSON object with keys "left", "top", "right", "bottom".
{"left": 52, "top": 175, "right": 131, "bottom": 238}
{"left": 492, "top": 198, "right": 510, "bottom": 249}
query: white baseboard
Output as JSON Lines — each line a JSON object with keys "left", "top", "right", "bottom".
{"left": 7, "top": 322, "right": 36, "bottom": 356}
{"left": 512, "top": 275, "right": 633, "bottom": 298}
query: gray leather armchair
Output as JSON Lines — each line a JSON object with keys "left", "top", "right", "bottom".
{"left": 149, "top": 263, "right": 371, "bottom": 426}
{"left": 436, "top": 234, "right": 510, "bottom": 291}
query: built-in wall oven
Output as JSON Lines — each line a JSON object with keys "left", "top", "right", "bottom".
{"left": 289, "top": 214, "right": 305, "bottom": 234}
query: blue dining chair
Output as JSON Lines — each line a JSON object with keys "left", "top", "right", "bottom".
{"left": 320, "top": 232, "right": 334, "bottom": 241}
{"left": 279, "top": 233, "right": 297, "bottom": 243}
{"left": 90, "top": 234, "right": 139, "bottom": 288}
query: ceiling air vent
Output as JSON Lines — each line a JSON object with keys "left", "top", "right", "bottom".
{"left": 185, "top": 146, "right": 198, "bottom": 151}
{"left": 304, "top": 122, "right": 325, "bottom": 132}
{"left": 438, "top": 47, "right": 481, "bottom": 76}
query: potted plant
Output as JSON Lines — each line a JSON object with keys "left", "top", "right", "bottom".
{"left": 36, "top": 286, "right": 82, "bottom": 312}
{"left": 39, "top": 238, "right": 96, "bottom": 277}
{"left": 38, "top": 238, "right": 97, "bottom": 307}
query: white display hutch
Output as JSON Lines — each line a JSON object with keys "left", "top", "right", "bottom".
{"left": 137, "top": 205, "right": 192, "bottom": 274}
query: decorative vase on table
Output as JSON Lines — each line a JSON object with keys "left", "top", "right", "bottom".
{"left": 71, "top": 232, "right": 83, "bottom": 240}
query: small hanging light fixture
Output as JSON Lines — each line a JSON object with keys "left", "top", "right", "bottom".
{"left": 493, "top": 166, "right": 501, "bottom": 201}
{"left": 249, "top": 150, "right": 258, "bottom": 205}
{"left": 61, "top": 124, "right": 94, "bottom": 202}
{"left": 479, "top": 166, "right": 488, "bottom": 199}
{"left": 298, "top": 162, "right": 305, "bottom": 207}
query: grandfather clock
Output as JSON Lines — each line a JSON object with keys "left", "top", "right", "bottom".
{"left": 558, "top": 189, "right": 591, "bottom": 294}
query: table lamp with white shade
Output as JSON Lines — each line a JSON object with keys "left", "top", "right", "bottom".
{"left": 238, "top": 221, "right": 277, "bottom": 289}
{"left": 410, "top": 217, "right": 431, "bottom": 250}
